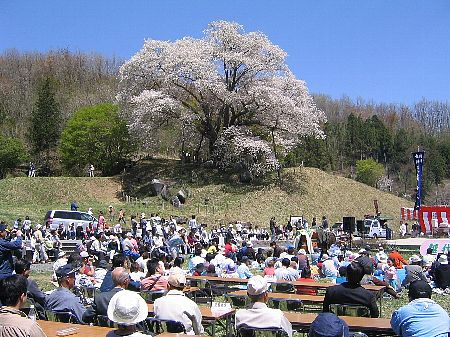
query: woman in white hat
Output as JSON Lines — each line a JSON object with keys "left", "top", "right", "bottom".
{"left": 107, "top": 290, "right": 149, "bottom": 337}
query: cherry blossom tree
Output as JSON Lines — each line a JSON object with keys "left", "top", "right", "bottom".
{"left": 117, "top": 20, "right": 326, "bottom": 178}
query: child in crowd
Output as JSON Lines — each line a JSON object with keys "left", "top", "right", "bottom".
{"left": 263, "top": 259, "right": 276, "bottom": 277}
{"left": 384, "top": 257, "right": 400, "bottom": 291}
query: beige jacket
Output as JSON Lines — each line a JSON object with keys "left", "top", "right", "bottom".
{"left": 0, "top": 307, "right": 47, "bottom": 337}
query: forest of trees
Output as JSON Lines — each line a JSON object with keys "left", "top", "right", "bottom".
{"left": 0, "top": 49, "right": 449, "bottom": 203}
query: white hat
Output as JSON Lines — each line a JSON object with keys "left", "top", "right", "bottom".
{"left": 126, "top": 232, "right": 133, "bottom": 237}
{"left": 247, "top": 275, "right": 270, "bottom": 296}
{"left": 141, "top": 213, "right": 145, "bottom": 218}
{"left": 229, "top": 224, "right": 234, "bottom": 228}
{"left": 107, "top": 290, "right": 148, "bottom": 325}
{"left": 80, "top": 251, "right": 89, "bottom": 258}
{"left": 322, "top": 254, "right": 330, "bottom": 260}
{"left": 58, "top": 251, "right": 67, "bottom": 258}
{"left": 378, "top": 255, "right": 388, "bottom": 263}
{"left": 438, "top": 255, "right": 448, "bottom": 265}
{"left": 35, "top": 224, "right": 42, "bottom": 230}
{"left": 298, "top": 249, "right": 306, "bottom": 255}
{"left": 168, "top": 273, "right": 186, "bottom": 288}
{"left": 247, "top": 242, "right": 253, "bottom": 247}
{"left": 409, "top": 255, "right": 422, "bottom": 263}
{"left": 109, "top": 205, "right": 113, "bottom": 208}
{"left": 358, "top": 249, "right": 367, "bottom": 254}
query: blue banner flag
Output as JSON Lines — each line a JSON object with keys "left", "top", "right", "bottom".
{"left": 413, "top": 151, "right": 424, "bottom": 210}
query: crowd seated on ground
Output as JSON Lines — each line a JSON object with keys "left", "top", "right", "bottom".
{"left": 1, "top": 213, "right": 450, "bottom": 336}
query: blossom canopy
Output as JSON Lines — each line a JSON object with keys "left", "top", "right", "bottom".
{"left": 117, "top": 20, "right": 326, "bottom": 174}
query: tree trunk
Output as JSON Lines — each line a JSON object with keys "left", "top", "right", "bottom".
{"left": 271, "top": 128, "right": 282, "bottom": 185}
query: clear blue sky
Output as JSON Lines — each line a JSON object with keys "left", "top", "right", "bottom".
{"left": 1, "top": 1, "right": 449, "bottom": 105}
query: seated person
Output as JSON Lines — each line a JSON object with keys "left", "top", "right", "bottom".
{"left": 140, "top": 259, "right": 169, "bottom": 291}
{"left": 100, "top": 254, "right": 140, "bottom": 292}
{"left": 169, "top": 256, "right": 186, "bottom": 275}
{"left": 263, "top": 260, "right": 276, "bottom": 277}
{"left": 106, "top": 290, "right": 149, "bottom": 337}
{"left": 391, "top": 280, "right": 449, "bottom": 337}
{"left": 0, "top": 275, "right": 47, "bottom": 337}
{"left": 309, "top": 312, "right": 349, "bottom": 337}
{"left": 275, "top": 258, "right": 296, "bottom": 281}
{"left": 297, "top": 267, "right": 318, "bottom": 296}
{"left": 14, "top": 259, "right": 47, "bottom": 318}
{"left": 153, "top": 273, "right": 204, "bottom": 335}
{"left": 45, "top": 264, "right": 87, "bottom": 324}
{"left": 323, "top": 261, "right": 379, "bottom": 318}
{"left": 237, "top": 256, "right": 253, "bottom": 279}
{"left": 205, "top": 264, "right": 218, "bottom": 277}
{"left": 321, "top": 254, "right": 339, "bottom": 278}
{"left": 192, "top": 263, "right": 205, "bottom": 276}
{"left": 83, "top": 267, "right": 130, "bottom": 323}
{"left": 433, "top": 255, "right": 450, "bottom": 290}
{"left": 235, "top": 275, "right": 293, "bottom": 337}
{"left": 402, "top": 255, "right": 427, "bottom": 288}
{"left": 129, "top": 262, "right": 146, "bottom": 282}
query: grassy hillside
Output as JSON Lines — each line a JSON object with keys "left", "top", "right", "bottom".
{"left": 0, "top": 162, "right": 413, "bottom": 227}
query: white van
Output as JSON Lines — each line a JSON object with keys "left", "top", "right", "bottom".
{"left": 44, "top": 210, "right": 98, "bottom": 231}
{"left": 364, "top": 218, "right": 387, "bottom": 239}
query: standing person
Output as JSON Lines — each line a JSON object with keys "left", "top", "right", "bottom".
{"left": 0, "top": 275, "right": 47, "bottom": 337}
{"left": 22, "top": 216, "right": 32, "bottom": 240}
{"left": 118, "top": 209, "right": 126, "bottom": 225}
{"left": 98, "top": 211, "right": 105, "bottom": 232}
{"left": 391, "top": 280, "right": 449, "bottom": 337}
{"left": 70, "top": 201, "right": 79, "bottom": 211}
{"left": 32, "top": 225, "right": 47, "bottom": 263}
{"left": 321, "top": 216, "right": 329, "bottom": 229}
{"left": 0, "top": 225, "right": 23, "bottom": 280}
{"left": 108, "top": 205, "right": 115, "bottom": 223}
{"left": 89, "top": 164, "right": 95, "bottom": 177}
{"left": 188, "top": 215, "right": 198, "bottom": 232}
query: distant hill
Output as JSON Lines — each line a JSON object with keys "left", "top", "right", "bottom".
{"left": 0, "top": 160, "right": 413, "bottom": 227}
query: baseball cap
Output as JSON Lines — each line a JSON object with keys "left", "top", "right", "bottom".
{"left": 309, "top": 312, "right": 349, "bottom": 337}
{"left": 438, "top": 255, "right": 448, "bottom": 264}
{"left": 408, "top": 280, "right": 432, "bottom": 299}
{"left": 168, "top": 273, "right": 186, "bottom": 288}
{"left": 56, "top": 264, "right": 76, "bottom": 279}
{"left": 247, "top": 275, "right": 270, "bottom": 296}
{"left": 409, "top": 255, "right": 422, "bottom": 263}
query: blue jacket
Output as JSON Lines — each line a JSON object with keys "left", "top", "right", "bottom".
{"left": 99, "top": 269, "right": 140, "bottom": 292}
{"left": 0, "top": 237, "right": 22, "bottom": 280}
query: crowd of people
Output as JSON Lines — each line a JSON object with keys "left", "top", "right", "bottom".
{"left": 1, "top": 212, "right": 450, "bottom": 337}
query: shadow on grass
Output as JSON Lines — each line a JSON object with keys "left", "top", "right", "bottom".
{"left": 279, "top": 169, "right": 308, "bottom": 195}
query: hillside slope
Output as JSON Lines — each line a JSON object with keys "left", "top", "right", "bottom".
{"left": 0, "top": 165, "right": 413, "bottom": 226}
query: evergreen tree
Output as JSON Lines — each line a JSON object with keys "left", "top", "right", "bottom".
{"left": 29, "top": 77, "right": 61, "bottom": 175}
{"left": 29, "top": 77, "right": 61, "bottom": 154}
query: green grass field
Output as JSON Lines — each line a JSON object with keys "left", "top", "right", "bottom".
{"left": 31, "top": 269, "right": 450, "bottom": 319}
{"left": 0, "top": 160, "right": 413, "bottom": 230}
